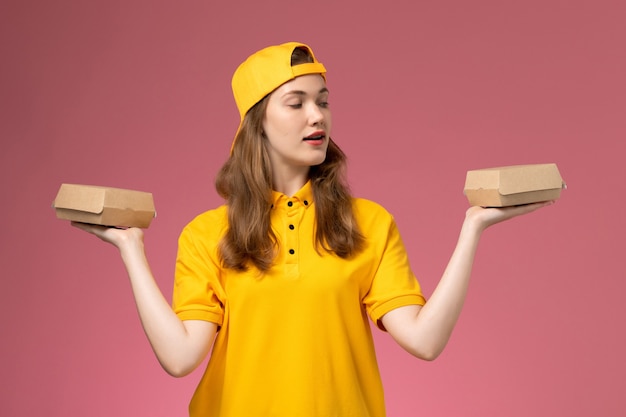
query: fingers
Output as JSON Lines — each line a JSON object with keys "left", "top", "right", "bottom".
{"left": 71, "top": 221, "right": 103, "bottom": 233}
{"left": 466, "top": 200, "right": 556, "bottom": 231}
{"left": 70, "top": 221, "right": 138, "bottom": 246}
{"left": 505, "top": 200, "right": 555, "bottom": 217}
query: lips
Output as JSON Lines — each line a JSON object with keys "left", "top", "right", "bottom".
{"left": 303, "top": 131, "right": 326, "bottom": 141}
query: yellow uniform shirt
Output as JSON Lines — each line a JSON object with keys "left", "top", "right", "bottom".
{"left": 173, "top": 181, "right": 426, "bottom": 417}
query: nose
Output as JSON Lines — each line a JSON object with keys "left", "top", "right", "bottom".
{"left": 307, "top": 102, "right": 325, "bottom": 125}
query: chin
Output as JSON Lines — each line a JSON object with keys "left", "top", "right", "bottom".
{"left": 308, "top": 153, "right": 328, "bottom": 167}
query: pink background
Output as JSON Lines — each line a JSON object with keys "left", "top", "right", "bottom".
{"left": 2, "top": 0, "right": 624, "bottom": 416}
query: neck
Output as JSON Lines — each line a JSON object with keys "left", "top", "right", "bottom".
{"left": 272, "top": 167, "right": 310, "bottom": 196}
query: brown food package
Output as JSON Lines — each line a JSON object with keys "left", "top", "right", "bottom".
{"left": 53, "top": 184, "right": 156, "bottom": 228}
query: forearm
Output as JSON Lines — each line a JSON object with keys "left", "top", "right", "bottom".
{"left": 118, "top": 238, "right": 214, "bottom": 376}
{"left": 384, "top": 202, "right": 552, "bottom": 360}
{"left": 410, "top": 217, "right": 483, "bottom": 358}
{"left": 70, "top": 222, "right": 216, "bottom": 376}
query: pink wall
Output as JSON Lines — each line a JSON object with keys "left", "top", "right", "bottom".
{"left": 2, "top": 1, "right": 624, "bottom": 416}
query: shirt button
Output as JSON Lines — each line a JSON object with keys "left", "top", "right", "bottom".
{"left": 289, "top": 224, "right": 295, "bottom": 230}
{"left": 303, "top": 200, "right": 309, "bottom": 206}
{"left": 287, "top": 201, "right": 293, "bottom": 207}
{"left": 289, "top": 249, "right": 295, "bottom": 255}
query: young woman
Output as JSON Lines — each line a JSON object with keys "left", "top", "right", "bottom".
{"left": 73, "top": 42, "right": 553, "bottom": 416}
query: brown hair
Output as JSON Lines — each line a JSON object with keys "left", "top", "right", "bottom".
{"left": 215, "top": 47, "right": 364, "bottom": 272}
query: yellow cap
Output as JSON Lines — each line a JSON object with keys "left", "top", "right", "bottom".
{"left": 230, "top": 42, "right": 326, "bottom": 151}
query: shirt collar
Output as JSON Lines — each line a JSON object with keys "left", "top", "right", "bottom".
{"left": 271, "top": 180, "right": 314, "bottom": 209}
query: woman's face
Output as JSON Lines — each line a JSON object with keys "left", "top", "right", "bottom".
{"left": 262, "top": 74, "right": 331, "bottom": 175}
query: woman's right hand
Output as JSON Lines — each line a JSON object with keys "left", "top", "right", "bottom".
{"left": 71, "top": 221, "right": 144, "bottom": 250}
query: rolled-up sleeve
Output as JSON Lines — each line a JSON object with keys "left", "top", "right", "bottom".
{"left": 363, "top": 214, "right": 426, "bottom": 329}
{"left": 172, "top": 215, "right": 225, "bottom": 325}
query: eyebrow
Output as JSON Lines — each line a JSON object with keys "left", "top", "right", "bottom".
{"left": 282, "top": 87, "right": 329, "bottom": 98}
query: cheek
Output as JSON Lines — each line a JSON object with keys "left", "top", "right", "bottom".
{"left": 263, "top": 112, "right": 293, "bottom": 137}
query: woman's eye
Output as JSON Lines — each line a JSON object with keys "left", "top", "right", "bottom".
{"left": 318, "top": 101, "right": 329, "bottom": 108}
{"left": 288, "top": 103, "right": 303, "bottom": 109}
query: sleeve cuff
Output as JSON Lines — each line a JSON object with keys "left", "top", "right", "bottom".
{"left": 175, "top": 309, "right": 224, "bottom": 326}
{"left": 369, "top": 294, "right": 426, "bottom": 331}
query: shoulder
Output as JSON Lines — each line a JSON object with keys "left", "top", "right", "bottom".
{"left": 353, "top": 197, "right": 392, "bottom": 217}
{"left": 352, "top": 197, "right": 396, "bottom": 230}
{"left": 179, "top": 205, "right": 229, "bottom": 242}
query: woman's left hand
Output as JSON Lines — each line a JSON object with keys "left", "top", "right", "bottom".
{"left": 465, "top": 200, "right": 555, "bottom": 232}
